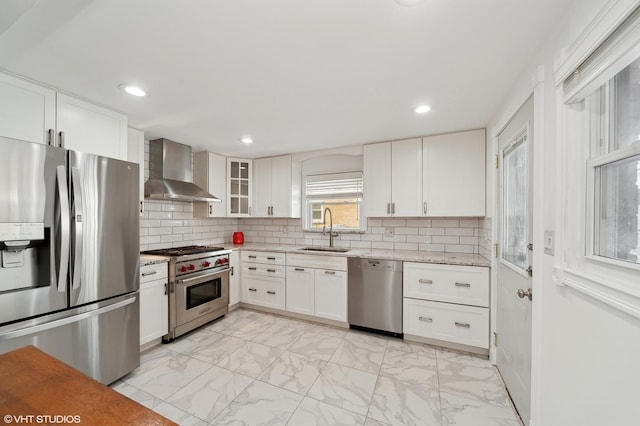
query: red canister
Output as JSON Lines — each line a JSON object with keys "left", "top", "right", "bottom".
{"left": 233, "top": 232, "right": 244, "bottom": 245}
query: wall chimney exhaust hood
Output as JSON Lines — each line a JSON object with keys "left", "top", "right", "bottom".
{"left": 144, "top": 138, "right": 221, "bottom": 203}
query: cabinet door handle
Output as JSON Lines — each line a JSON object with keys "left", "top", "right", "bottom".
{"left": 248, "top": 267, "right": 257, "bottom": 271}
{"left": 455, "top": 322, "right": 471, "bottom": 328}
{"left": 248, "top": 255, "right": 257, "bottom": 259}
{"left": 267, "top": 257, "right": 276, "bottom": 260}
{"left": 57, "top": 131, "right": 66, "bottom": 148}
{"left": 294, "top": 268, "right": 305, "bottom": 272}
{"left": 249, "top": 288, "right": 257, "bottom": 292}
{"left": 419, "top": 316, "right": 432, "bottom": 322}
{"left": 267, "top": 269, "right": 276, "bottom": 273}
{"left": 267, "top": 206, "right": 270, "bottom": 215}
{"left": 48, "top": 129, "right": 55, "bottom": 146}
{"left": 164, "top": 283, "right": 167, "bottom": 295}
{"left": 140, "top": 201, "right": 144, "bottom": 214}
{"left": 324, "top": 270, "right": 336, "bottom": 275}
{"left": 266, "top": 290, "right": 276, "bottom": 295}
{"left": 391, "top": 203, "right": 395, "bottom": 214}
{"left": 423, "top": 202, "right": 427, "bottom": 214}
{"left": 418, "top": 279, "right": 432, "bottom": 284}
{"left": 387, "top": 203, "right": 390, "bottom": 214}
{"left": 141, "top": 271, "right": 157, "bottom": 277}
{"left": 209, "top": 204, "right": 213, "bottom": 215}
{"left": 455, "top": 282, "right": 471, "bottom": 288}
{"left": 230, "top": 266, "right": 234, "bottom": 276}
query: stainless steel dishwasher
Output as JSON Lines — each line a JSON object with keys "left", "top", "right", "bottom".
{"left": 348, "top": 257, "right": 403, "bottom": 336}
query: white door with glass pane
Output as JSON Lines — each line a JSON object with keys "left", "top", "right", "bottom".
{"left": 496, "top": 97, "right": 533, "bottom": 425}
{"left": 227, "top": 158, "right": 252, "bottom": 216}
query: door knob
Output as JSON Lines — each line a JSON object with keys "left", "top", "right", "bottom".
{"left": 517, "top": 288, "right": 533, "bottom": 301}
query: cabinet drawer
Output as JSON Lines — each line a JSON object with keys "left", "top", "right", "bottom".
{"left": 403, "top": 298, "right": 489, "bottom": 348}
{"left": 242, "top": 263, "right": 286, "bottom": 278}
{"left": 241, "top": 250, "right": 286, "bottom": 265}
{"left": 286, "top": 253, "right": 347, "bottom": 271}
{"left": 243, "top": 275, "right": 285, "bottom": 310}
{"left": 140, "top": 263, "right": 168, "bottom": 284}
{"left": 403, "top": 262, "right": 489, "bottom": 307}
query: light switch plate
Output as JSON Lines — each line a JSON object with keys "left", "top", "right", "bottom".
{"left": 544, "top": 230, "right": 554, "bottom": 255}
{"left": 384, "top": 227, "right": 395, "bottom": 235}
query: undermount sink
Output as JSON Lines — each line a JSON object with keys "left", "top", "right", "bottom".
{"left": 299, "top": 246, "right": 351, "bottom": 253}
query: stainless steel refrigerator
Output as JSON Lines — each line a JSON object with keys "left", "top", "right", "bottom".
{"left": 0, "top": 136, "right": 140, "bottom": 384}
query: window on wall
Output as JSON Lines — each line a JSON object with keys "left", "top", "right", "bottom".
{"left": 586, "top": 57, "right": 640, "bottom": 266}
{"left": 303, "top": 172, "right": 364, "bottom": 232}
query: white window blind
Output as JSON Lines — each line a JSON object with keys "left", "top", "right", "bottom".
{"left": 305, "top": 172, "right": 363, "bottom": 199}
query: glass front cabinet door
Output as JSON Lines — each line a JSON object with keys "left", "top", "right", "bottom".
{"left": 227, "top": 158, "right": 252, "bottom": 216}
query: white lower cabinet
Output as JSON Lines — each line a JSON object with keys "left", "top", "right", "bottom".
{"left": 139, "top": 263, "right": 168, "bottom": 346}
{"left": 403, "top": 262, "right": 490, "bottom": 351}
{"left": 229, "top": 250, "right": 240, "bottom": 307}
{"left": 314, "top": 269, "right": 347, "bottom": 322}
{"left": 241, "top": 251, "right": 286, "bottom": 310}
{"left": 403, "top": 298, "right": 489, "bottom": 348}
{"left": 285, "top": 266, "right": 315, "bottom": 316}
{"left": 285, "top": 254, "right": 347, "bottom": 322}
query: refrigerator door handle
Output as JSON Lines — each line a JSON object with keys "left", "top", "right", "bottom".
{"left": 70, "top": 167, "right": 84, "bottom": 290}
{"left": 56, "top": 166, "right": 70, "bottom": 292}
{"left": 0, "top": 296, "right": 136, "bottom": 341}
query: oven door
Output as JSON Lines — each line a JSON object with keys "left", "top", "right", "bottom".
{"left": 175, "top": 269, "right": 229, "bottom": 327}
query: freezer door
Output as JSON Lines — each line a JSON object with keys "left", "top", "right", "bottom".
{"left": 0, "top": 137, "right": 68, "bottom": 324}
{"left": 0, "top": 293, "right": 140, "bottom": 384}
{"left": 68, "top": 151, "right": 139, "bottom": 306}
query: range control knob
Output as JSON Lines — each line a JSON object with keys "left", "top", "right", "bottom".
{"left": 215, "top": 259, "right": 222, "bottom": 265}
{"left": 202, "top": 261, "right": 211, "bottom": 267}
{"left": 189, "top": 264, "right": 195, "bottom": 271}
{"left": 180, "top": 265, "right": 188, "bottom": 272}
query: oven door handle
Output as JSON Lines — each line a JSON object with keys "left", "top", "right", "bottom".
{"left": 177, "top": 269, "right": 230, "bottom": 287}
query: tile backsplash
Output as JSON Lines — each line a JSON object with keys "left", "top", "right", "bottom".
{"left": 140, "top": 211, "right": 492, "bottom": 260}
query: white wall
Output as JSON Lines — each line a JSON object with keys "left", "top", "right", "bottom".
{"left": 487, "top": 1, "right": 640, "bottom": 425}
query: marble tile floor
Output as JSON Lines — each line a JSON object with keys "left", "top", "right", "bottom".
{"left": 111, "top": 308, "right": 522, "bottom": 426}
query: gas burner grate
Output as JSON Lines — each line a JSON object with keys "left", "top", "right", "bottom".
{"left": 142, "top": 245, "right": 225, "bottom": 256}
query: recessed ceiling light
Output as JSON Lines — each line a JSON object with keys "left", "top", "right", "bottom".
{"left": 415, "top": 105, "right": 431, "bottom": 114}
{"left": 240, "top": 137, "right": 254, "bottom": 144}
{"left": 118, "top": 83, "right": 146, "bottom": 97}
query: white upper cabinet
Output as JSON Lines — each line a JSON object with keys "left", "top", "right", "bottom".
{"left": 193, "top": 151, "right": 227, "bottom": 217}
{"left": 363, "top": 138, "right": 422, "bottom": 217}
{"left": 363, "top": 142, "right": 392, "bottom": 217}
{"left": 391, "top": 138, "right": 423, "bottom": 216}
{"left": 227, "top": 158, "right": 252, "bottom": 216}
{"left": 0, "top": 72, "right": 56, "bottom": 145}
{"left": 57, "top": 93, "right": 128, "bottom": 160}
{"left": 253, "top": 154, "right": 300, "bottom": 218}
{"left": 127, "top": 128, "right": 145, "bottom": 216}
{"left": 422, "top": 129, "right": 485, "bottom": 216}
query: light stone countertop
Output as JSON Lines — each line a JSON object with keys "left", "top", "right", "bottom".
{"left": 222, "top": 243, "right": 491, "bottom": 267}
{"left": 140, "top": 254, "right": 169, "bottom": 267}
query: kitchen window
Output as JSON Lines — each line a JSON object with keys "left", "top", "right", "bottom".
{"left": 303, "top": 172, "right": 364, "bottom": 232}
{"left": 585, "top": 58, "right": 640, "bottom": 267}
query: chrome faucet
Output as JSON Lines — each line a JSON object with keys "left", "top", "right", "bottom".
{"left": 322, "top": 207, "right": 337, "bottom": 247}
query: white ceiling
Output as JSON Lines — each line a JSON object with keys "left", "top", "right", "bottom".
{"left": 0, "top": 0, "right": 573, "bottom": 158}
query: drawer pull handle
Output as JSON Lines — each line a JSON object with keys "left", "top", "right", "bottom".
{"left": 141, "top": 271, "right": 157, "bottom": 277}
{"left": 455, "top": 282, "right": 471, "bottom": 288}
{"left": 248, "top": 267, "right": 257, "bottom": 271}
{"left": 455, "top": 322, "right": 471, "bottom": 328}
{"left": 266, "top": 290, "right": 276, "bottom": 295}
{"left": 324, "top": 271, "right": 336, "bottom": 275}
{"left": 418, "top": 316, "right": 433, "bottom": 322}
{"left": 249, "top": 288, "right": 257, "bottom": 292}
{"left": 267, "top": 269, "right": 276, "bottom": 273}
{"left": 294, "top": 268, "right": 305, "bottom": 272}
{"left": 418, "top": 279, "right": 432, "bottom": 284}
{"left": 248, "top": 255, "right": 257, "bottom": 259}
{"left": 267, "top": 257, "right": 276, "bottom": 260}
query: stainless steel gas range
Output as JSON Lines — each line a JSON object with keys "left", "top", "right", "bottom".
{"left": 141, "top": 245, "right": 231, "bottom": 342}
